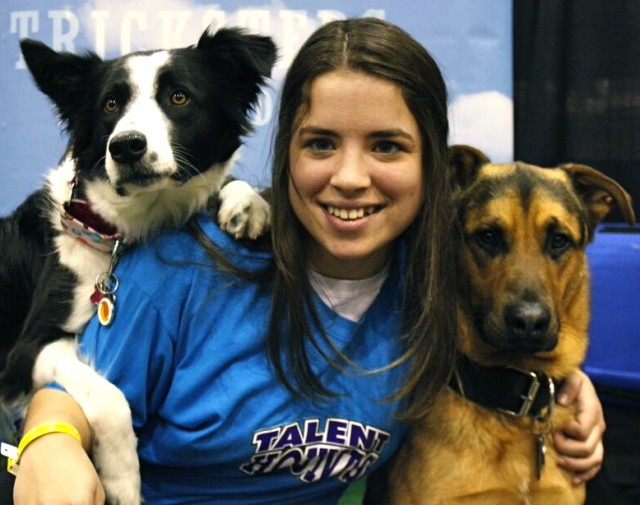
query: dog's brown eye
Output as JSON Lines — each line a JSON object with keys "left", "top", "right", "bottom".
{"left": 170, "top": 90, "right": 189, "bottom": 106}
{"left": 476, "top": 230, "right": 498, "bottom": 247}
{"left": 473, "top": 228, "right": 504, "bottom": 255}
{"left": 549, "top": 233, "right": 571, "bottom": 253}
{"left": 104, "top": 98, "right": 119, "bottom": 113}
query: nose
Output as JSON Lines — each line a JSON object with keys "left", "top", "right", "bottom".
{"left": 109, "top": 131, "right": 147, "bottom": 164}
{"left": 504, "top": 300, "right": 552, "bottom": 343}
{"left": 330, "top": 149, "right": 371, "bottom": 193}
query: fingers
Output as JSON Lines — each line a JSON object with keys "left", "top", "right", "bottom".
{"left": 94, "top": 484, "right": 107, "bottom": 505}
{"left": 554, "top": 370, "right": 606, "bottom": 484}
{"left": 556, "top": 370, "right": 583, "bottom": 407}
{"left": 556, "top": 438, "right": 604, "bottom": 484}
{"left": 561, "top": 400, "right": 606, "bottom": 449}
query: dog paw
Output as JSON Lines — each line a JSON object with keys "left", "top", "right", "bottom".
{"left": 67, "top": 372, "right": 142, "bottom": 505}
{"left": 98, "top": 473, "right": 142, "bottom": 505}
{"left": 97, "top": 466, "right": 142, "bottom": 505}
{"left": 91, "top": 405, "right": 142, "bottom": 505}
{"left": 218, "top": 180, "right": 270, "bottom": 240}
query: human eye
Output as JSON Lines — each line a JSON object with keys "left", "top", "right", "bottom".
{"left": 372, "top": 140, "right": 403, "bottom": 155}
{"left": 305, "top": 137, "right": 335, "bottom": 153}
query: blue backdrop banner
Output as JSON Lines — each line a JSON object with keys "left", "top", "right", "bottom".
{"left": 0, "top": 0, "right": 512, "bottom": 214}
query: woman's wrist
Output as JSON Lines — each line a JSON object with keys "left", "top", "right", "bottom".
{"left": 7, "top": 420, "right": 82, "bottom": 473}
{"left": 23, "top": 387, "right": 93, "bottom": 453}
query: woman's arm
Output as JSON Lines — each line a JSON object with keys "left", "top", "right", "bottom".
{"left": 554, "top": 369, "right": 606, "bottom": 484}
{"left": 13, "top": 388, "right": 105, "bottom": 505}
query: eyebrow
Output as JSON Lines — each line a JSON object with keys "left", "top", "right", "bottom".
{"left": 297, "top": 126, "right": 336, "bottom": 137}
{"left": 297, "top": 126, "right": 416, "bottom": 142}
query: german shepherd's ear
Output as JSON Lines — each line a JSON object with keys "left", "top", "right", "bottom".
{"left": 561, "top": 163, "right": 636, "bottom": 226}
{"left": 448, "top": 145, "right": 491, "bottom": 191}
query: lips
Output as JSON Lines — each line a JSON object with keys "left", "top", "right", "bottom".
{"left": 326, "top": 205, "right": 378, "bottom": 221}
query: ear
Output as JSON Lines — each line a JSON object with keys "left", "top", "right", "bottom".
{"left": 195, "top": 27, "right": 277, "bottom": 137}
{"left": 448, "top": 144, "right": 491, "bottom": 190}
{"left": 20, "top": 39, "right": 102, "bottom": 127}
{"left": 561, "top": 163, "right": 636, "bottom": 226}
{"left": 197, "top": 26, "right": 277, "bottom": 86}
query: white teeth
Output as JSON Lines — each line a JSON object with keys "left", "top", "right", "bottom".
{"left": 327, "top": 206, "right": 374, "bottom": 221}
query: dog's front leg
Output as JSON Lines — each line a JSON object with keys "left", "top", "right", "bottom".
{"left": 33, "top": 339, "right": 141, "bottom": 505}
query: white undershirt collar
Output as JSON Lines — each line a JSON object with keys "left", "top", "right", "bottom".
{"left": 308, "top": 265, "right": 390, "bottom": 322}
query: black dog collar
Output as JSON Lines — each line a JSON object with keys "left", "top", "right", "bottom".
{"left": 449, "top": 355, "right": 557, "bottom": 419}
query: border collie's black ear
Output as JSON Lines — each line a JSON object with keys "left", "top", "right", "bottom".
{"left": 20, "top": 39, "right": 102, "bottom": 126}
{"left": 448, "top": 144, "right": 491, "bottom": 191}
{"left": 197, "top": 26, "right": 277, "bottom": 83}
{"left": 196, "top": 26, "right": 277, "bottom": 136}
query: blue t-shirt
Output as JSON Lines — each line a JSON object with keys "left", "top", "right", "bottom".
{"left": 80, "top": 212, "right": 409, "bottom": 504}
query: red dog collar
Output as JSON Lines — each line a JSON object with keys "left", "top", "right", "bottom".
{"left": 60, "top": 199, "right": 122, "bottom": 254}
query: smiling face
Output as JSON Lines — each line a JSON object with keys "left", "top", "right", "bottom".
{"left": 288, "top": 70, "right": 423, "bottom": 279}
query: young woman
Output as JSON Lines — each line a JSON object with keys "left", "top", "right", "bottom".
{"left": 13, "top": 18, "right": 604, "bottom": 504}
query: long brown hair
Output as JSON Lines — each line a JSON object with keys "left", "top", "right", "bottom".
{"left": 268, "top": 17, "right": 458, "bottom": 418}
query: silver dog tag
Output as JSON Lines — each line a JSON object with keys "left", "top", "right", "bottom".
{"left": 94, "top": 269, "right": 119, "bottom": 326}
{"left": 535, "top": 434, "right": 546, "bottom": 480}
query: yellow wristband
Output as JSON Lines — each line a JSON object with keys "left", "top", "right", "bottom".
{"left": 7, "top": 421, "right": 82, "bottom": 473}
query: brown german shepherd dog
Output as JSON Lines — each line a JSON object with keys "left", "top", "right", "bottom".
{"left": 370, "top": 145, "right": 635, "bottom": 504}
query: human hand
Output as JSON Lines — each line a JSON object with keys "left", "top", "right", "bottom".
{"left": 554, "top": 369, "right": 605, "bottom": 484}
{"left": 13, "top": 432, "right": 105, "bottom": 505}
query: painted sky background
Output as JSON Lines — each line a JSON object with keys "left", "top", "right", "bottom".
{"left": 0, "top": 0, "right": 512, "bottom": 214}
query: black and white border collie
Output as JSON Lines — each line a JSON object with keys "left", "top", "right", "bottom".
{"left": 0, "top": 26, "right": 276, "bottom": 503}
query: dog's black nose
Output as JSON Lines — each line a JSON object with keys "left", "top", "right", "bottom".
{"left": 504, "top": 301, "right": 551, "bottom": 342}
{"left": 109, "top": 131, "right": 147, "bottom": 164}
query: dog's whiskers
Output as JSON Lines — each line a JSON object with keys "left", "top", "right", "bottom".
{"left": 91, "top": 156, "right": 108, "bottom": 177}
{"left": 172, "top": 145, "right": 205, "bottom": 180}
